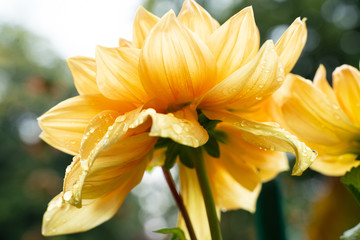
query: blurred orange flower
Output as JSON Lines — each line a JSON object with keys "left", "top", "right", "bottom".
{"left": 38, "top": 0, "right": 314, "bottom": 238}
{"left": 273, "top": 64, "right": 360, "bottom": 176}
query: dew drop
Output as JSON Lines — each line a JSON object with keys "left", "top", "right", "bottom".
{"left": 276, "top": 76, "right": 284, "bottom": 82}
{"left": 89, "top": 127, "right": 95, "bottom": 133}
{"left": 240, "top": 121, "right": 247, "bottom": 127}
{"left": 259, "top": 84, "right": 264, "bottom": 89}
{"left": 63, "top": 191, "right": 73, "bottom": 201}
{"left": 172, "top": 124, "right": 182, "bottom": 134}
{"left": 65, "top": 165, "right": 72, "bottom": 173}
{"left": 255, "top": 96, "right": 263, "bottom": 101}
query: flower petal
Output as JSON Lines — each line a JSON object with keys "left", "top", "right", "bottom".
{"left": 205, "top": 153, "right": 261, "bottom": 211}
{"left": 119, "top": 38, "right": 133, "bottom": 48}
{"left": 217, "top": 123, "right": 289, "bottom": 183}
{"left": 62, "top": 106, "right": 207, "bottom": 207}
{"left": 42, "top": 159, "right": 147, "bottom": 236}
{"left": 206, "top": 6, "right": 259, "bottom": 81}
{"left": 178, "top": 164, "right": 218, "bottom": 240}
{"left": 132, "top": 6, "right": 159, "bottom": 48}
{"left": 313, "top": 64, "right": 338, "bottom": 104}
{"left": 275, "top": 17, "right": 307, "bottom": 74}
{"left": 199, "top": 40, "right": 284, "bottom": 110}
{"left": 38, "top": 95, "right": 135, "bottom": 155}
{"left": 273, "top": 74, "right": 360, "bottom": 154}
{"left": 139, "top": 11, "right": 217, "bottom": 105}
{"left": 310, "top": 154, "right": 360, "bottom": 176}
{"left": 96, "top": 46, "right": 148, "bottom": 104}
{"left": 203, "top": 109, "right": 317, "bottom": 176}
{"left": 67, "top": 57, "right": 100, "bottom": 95}
{"left": 333, "top": 65, "right": 360, "bottom": 126}
{"left": 177, "top": 0, "right": 220, "bottom": 40}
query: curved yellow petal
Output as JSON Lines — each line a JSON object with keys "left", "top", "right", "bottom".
{"left": 275, "top": 17, "right": 307, "bottom": 74}
{"left": 205, "top": 154, "right": 261, "bottom": 211}
{"left": 177, "top": 0, "right": 219, "bottom": 40}
{"left": 333, "top": 65, "right": 360, "bottom": 127}
{"left": 61, "top": 106, "right": 207, "bottom": 207}
{"left": 119, "top": 38, "right": 133, "bottom": 48}
{"left": 273, "top": 74, "right": 360, "bottom": 153}
{"left": 66, "top": 57, "right": 100, "bottom": 95}
{"left": 96, "top": 46, "right": 148, "bottom": 104}
{"left": 132, "top": 6, "right": 159, "bottom": 48}
{"left": 203, "top": 109, "right": 317, "bottom": 176}
{"left": 199, "top": 40, "right": 284, "bottom": 110}
{"left": 206, "top": 6, "right": 259, "bottom": 81}
{"left": 42, "top": 159, "right": 147, "bottom": 236}
{"left": 139, "top": 11, "right": 217, "bottom": 105}
{"left": 38, "top": 95, "right": 135, "bottom": 155}
{"left": 313, "top": 64, "right": 339, "bottom": 104}
{"left": 310, "top": 154, "right": 360, "bottom": 176}
{"left": 217, "top": 123, "right": 289, "bottom": 182}
{"left": 178, "top": 164, "right": 217, "bottom": 240}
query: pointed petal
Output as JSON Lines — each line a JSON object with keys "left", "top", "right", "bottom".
{"left": 42, "top": 159, "right": 147, "bottom": 236}
{"left": 178, "top": 164, "right": 217, "bottom": 240}
{"left": 133, "top": 6, "right": 159, "bottom": 48}
{"left": 38, "top": 95, "right": 135, "bottom": 155}
{"left": 119, "top": 38, "right": 133, "bottom": 48}
{"left": 178, "top": 0, "right": 220, "bottom": 40}
{"left": 275, "top": 18, "right": 307, "bottom": 74}
{"left": 66, "top": 57, "right": 100, "bottom": 95}
{"left": 273, "top": 74, "right": 360, "bottom": 154}
{"left": 205, "top": 153, "right": 261, "bottom": 211}
{"left": 206, "top": 7, "right": 259, "bottom": 81}
{"left": 310, "top": 154, "right": 360, "bottom": 176}
{"left": 139, "top": 11, "right": 217, "bottom": 104}
{"left": 199, "top": 40, "right": 285, "bottom": 110}
{"left": 96, "top": 46, "right": 148, "bottom": 103}
{"left": 217, "top": 123, "right": 289, "bottom": 182}
{"left": 333, "top": 65, "right": 360, "bottom": 126}
{"left": 313, "top": 64, "right": 339, "bottom": 104}
{"left": 203, "top": 110, "right": 317, "bottom": 176}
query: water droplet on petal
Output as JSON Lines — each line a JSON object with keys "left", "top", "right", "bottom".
{"left": 63, "top": 191, "right": 73, "bottom": 201}
{"left": 259, "top": 84, "right": 264, "bottom": 89}
{"left": 255, "top": 96, "right": 263, "bottom": 101}
{"left": 172, "top": 124, "right": 182, "bottom": 134}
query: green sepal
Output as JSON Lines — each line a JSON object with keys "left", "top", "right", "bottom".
{"left": 155, "top": 137, "right": 172, "bottom": 149}
{"left": 204, "top": 120, "right": 221, "bottom": 130}
{"left": 341, "top": 166, "right": 360, "bottom": 205}
{"left": 179, "top": 146, "right": 195, "bottom": 168}
{"left": 212, "top": 130, "right": 227, "bottom": 144}
{"left": 154, "top": 227, "right": 186, "bottom": 240}
{"left": 164, "top": 143, "right": 179, "bottom": 170}
{"left": 203, "top": 135, "right": 220, "bottom": 158}
{"left": 340, "top": 222, "right": 360, "bottom": 240}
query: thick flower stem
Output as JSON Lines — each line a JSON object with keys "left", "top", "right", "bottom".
{"left": 162, "top": 167, "right": 198, "bottom": 240}
{"left": 193, "top": 149, "right": 223, "bottom": 240}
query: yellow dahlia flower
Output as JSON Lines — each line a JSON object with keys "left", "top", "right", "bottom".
{"left": 38, "top": 0, "right": 315, "bottom": 238}
{"left": 273, "top": 64, "right": 360, "bottom": 176}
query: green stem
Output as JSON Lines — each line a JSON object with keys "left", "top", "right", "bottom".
{"left": 193, "top": 148, "right": 223, "bottom": 240}
{"left": 162, "top": 167, "right": 198, "bottom": 240}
